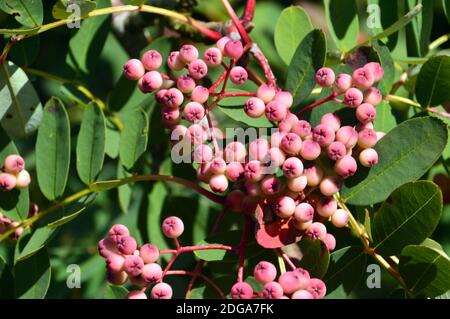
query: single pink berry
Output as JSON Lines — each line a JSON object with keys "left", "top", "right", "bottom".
{"left": 315, "top": 67, "right": 335, "bottom": 87}
{"left": 177, "top": 74, "right": 196, "bottom": 93}
{"left": 270, "top": 131, "right": 286, "bottom": 148}
{"left": 320, "top": 113, "right": 341, "bottom": 132}
{"left": 204, "top": 47, "right": 222, "bottom": 67}
{"left": 188, "top": 124, "right": 207, "bottom": 145}
{"left": 138, "top": 71, "right": 163, "bottom": 93}
{"left": 307, "top": 278, "right": 327, "bottom": 299}
{"left": 141, "top": 50, "right": 162, "bottom": 71}
{"left": 300, "top": 140, "right": 321, "bottom": 161}
{"left": 265, "top": 101, "right": 287, "bottom": 122}
{"left": 278, "top": 113, "right": 299, "bottom": 133}
{"left": 98, "top": 237, "right": 118, "bottom": 258}
{"left": 151, "top": 282, "right": 173, "bottom": 299}
{"left": 123, "top": 59, "right": 145, "bottom": 80}
{"left": 291, "top": 120, "right": 312, "bottom": 138}
{"left": 287, "top": 175, "right": 307, "bottom": 192}
{"left": 161, "top": 106, "right": 180, "bottom": 124}
{"left": 225, "top": 162, "right": 244, "bottom": 182}
{"left": 257, "top": 84, "right": 276, "bottom": 103}
{"left": 123, "top": 255, "right": 144, "bottom": 276}
{"left": 179, "top": 44, "right": 199, "bottom": 63}
{"left": 109, "top": 224, "right": 130, "bottom": 240}
{"left": 167, "top": 51, "right": 185, "bottom": 71}
{"left": 316, "top": 197, "right": 337, "bottom": 218}
{"left": 249, "top": 138, "right": 269, "bottom": 161}
{"left": 197, "top": 163, "right": 213, "bottom": 183}
{"left": 335, "top": 155, "right": 358, "bottom": 178}
{"left": 304, "top": 164, "right": 324, "bottom": 187}
{"left": 273, "top": 196, "right": 296, "bottom": 218}
{"left": 291, "top": 289, "right": 314, "bottom": 299}
{"left": 364, "top": 87, "right": 382, "bottom": 106}
{"left": 162, "top": 216, "right": 184, "bottom": 238}
{"left": 254, "top": 261, "right": 277, "bottom": 284}
{"left": 282, "top": 157, "right": 303, "bottom": 179}
{"left": 352, "top": 67, "right": 374, "bottom": 90}
{"left": 244, "top": 160, "right": 263, "bottom": 182}
{"left": 358, "top": 128, "right": 378, "bottom": 148}
{"left": 336, "top": 126, "right": 358, "bottom": 149}
{"left": 115, "top": 235, "right": 137, "bottom": 255}
{"left": 183, "top": 102, "right": 205, "bottom": 123}
{"left": 331, "top": 209, "right": 349, "bottom": 228}
{"left": 264, "top": 147, "right": 286, "bottom": 169}
{"left": 4, "top": 154, "right": 25, "bottom": 174}
{"left": 364, "top": 62, "right": 384, "bottom": 82}
{"left": 224, "top": 40, "right": 244, "bottom": 60}
{"left": 209, "top": 174, "right": 229, "bottom": 193}
{"left": 281, "top": 133, "right": 302, "bottom": 155}
{"left": 139, "top": 244, "right": 159, "bottom": 263}
{"left": 193, "top": 144, "right": 213, "bottom": 164}
{"left": 335, "top": 73, "right": 352, "bottom": 92}
{"left": 106, "top": 254, "right": 125, "bottom": 273}
{"left": 260, "top": 175, "right": 282, "bottom": 195}
{"left": 278, "top": 271, "right": 309, "bottom": 294}
{"left": 106, "top": 270, "right": 128, "bottom": 285}
{"left": 359, "top": 148, "right": 379, "bottom": 167}
{"left": 230, "top": 282, "right": 253, "bottom": 299}
{"left": 141, "top": 263, "right": 163, "bottom": 283}
{"left": 344, "top": 88, "right": 363, "bottom": 108}
{"left": 323, "top": 233, "right": 336, "bottom": 251}
{"left": 313, "top": 124, "right": 335, "bottom": 147}
{"left": 163, "top": 88, "right": 184, "bottom": 108}
{"left": 226, "top": 189, "right": 245, "bottom": 211}
{"left": 191, "top": 86, "right": 209, "bottom": 104}
{"left": 327, "top": 141, "right": 346, "bottom": 161}
{"left": 229, "top": 66, "right": 248, "bottom": 85}
{"left": 188, "top": 59, "right": 208, "bottom": 80}
{"left": 262, "top": 281, "right": 284, "bottom": 299}
{"left": 294, "top": 203, "right": 315, "bottom": 223}
{"left": 244, "top": 97, "right": 265, "bottom": 118}
{"left": 15, "top": 170, "right": 30, "bottom": 189}
{"left": 210, "top": 157, "right": 227, "bottom": 174}
{"left": 306, "top": 222, "right": 327, "bottom": 240}
{"left": 127, "top": 291, "right": 147, "bottom": 299}
{"left": 216, "top": 36, "right": 231, "bottom": 52}
{"left": 275, "top": 91, "right": 294, "bottom": 108}
{"left": 356, "top": 103, "right": 376, "bottom": 123}
{"left": 224, "top": 141, "right": 247, "bottom": 163}
{"left": 319, "top": 176, "right": 342, "bottom": 196}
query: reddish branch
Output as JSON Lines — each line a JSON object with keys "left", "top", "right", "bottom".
{"left": 251, "top": 45, "right": 277, "bottom": 88}
{"left": 166, "top": 270, "right": 226, "bottom": 299}
{"left": 242, "top": 0, "right": 256, "bottom": 25}
{"left": 220, "top": 0, "right": 252, "bottom": 44}
{"left": 296, "top": 91, "right": 344, "bottom": 117}
{"left": 277, "top": 248, "right": 297, "bottom": 271}
{"left": 237, "top": 217, "right": 252, "bottom": 283}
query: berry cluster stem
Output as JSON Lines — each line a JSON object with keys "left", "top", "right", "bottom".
{"left": 220, "top": 0, "right": 252, "bottom": 44}
{"left": 237, "top": 216, "right": 252, "bottom": 283}
{"left": 297, "top": 90, "right": 344, "bottom": 117}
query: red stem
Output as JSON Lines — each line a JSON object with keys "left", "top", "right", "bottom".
{"left": 205, "top": 111, "right": 221, "bottom": 155}
{"left": 189, "top": 18, "right": 223, "bottom": 41}
{"left": 237, "top": 217, "right": 252, "bottom": 283}
{"left": 242, "top": 0, "right": 256, "bottom": 24}
{"left": 220, "top": 0, "right": 252, "bottom": 44}
{"left": 245, "top": 66, "right": 265, "bottom": 86}
{"left": 296, "top": 91, "right": 344, "bottom": 117}
{"left": 277, "top": 248, "right": 296, "bottom": 271}
{"left": 212, "top": 91, "right": 257, "bottom": 97}
{"left": 209, "top": 71, "right": 228, "bottom": 93}
{"left": 251, "top": 47, "right": 277, "bottom": 88}
{"left": 166, "top": 270, "right": 226, "bottom": 299}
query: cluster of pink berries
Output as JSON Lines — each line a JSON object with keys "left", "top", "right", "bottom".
{"left": 98, "top": 217, "right": 184, "bottom": 299}
{"left": 0, "top": 213, "right": 24, "bottom": 240}
{"left": 231, "top": 261, "right": 325, "bottom": 299}
{"left": 0, "top": 155, "right": 31, "bottom": 191}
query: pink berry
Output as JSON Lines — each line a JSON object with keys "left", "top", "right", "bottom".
{"left": 358, "top": 128, "right": 378, "bottom": 148}
{"left": 123, "top": 255, "right": 144, "bottom": 276}
{"left": 273, "top": 196, "right": 296, "bottom": 218}
{"left": 163, "top": 88, "right": 184, "bottom": 108}
{"left": 109, "top": 224, "right": 130, "bottom": 240}
{"left": 282, "top": 157, "right": 303, "bottom": 179}
{"left": 291, "top": 120, "right": 312, "bottom": 138}
{"left": 320, "top": 113, "right": 341, "bottom": 132}
{"left": 224, "top": 141, "right": 247, "bottom": 163}
{"left": 225, "top": 162, "right": 244, "bottom": 182}
{"left": 335, "top": 155, "right": 357, "bottom": 178}
{"left": 188, "top": 124, "right": 207, "bottom": 145}
{"left": 197, "top": 163, "right": 213, "bottom": 183}
{"left": 139, "top": 71, "right": 163, "bottom": 93}
{"left": 294, "top": 203, "right": 315, "bottom": 223}
{"left": 107, "top": 270, "right": 128, "bottom": 285}
{"left": 260, "top": 175, "right": 282, "bottom": 195}
{"left": 313, "top": 124, "right": 335, "bottom": 147}
{"left": 287, "top": 175, "right": 307, "bottom": 192}
{"left": 291, "top": 289, "right": 314, "bottom": 299}
{"left": 106, "top": 254, "right": 125, "bottom": 273}
{"left": 4, "top": 154, "right": 25, "bottom": 174}
{"left": 191, "top": 86, "right": 209, "bottom": 104}
{"left": 323, "top": 233, "right": 336, "bottom": 251}
{"left": 262, "top": 281, "right": 284, "bottom": 299}
{"left": 306, "top": 222, "right": 327, "bottom": 240}
{"left": 364, "top": 87, "right": 382, "bottom": 106}
{"left": 179, "top": 44, "right": 199, "bottom": 63}
{"left": 162, "top": 216, "right": 184, "bottom": 238}
{"left": 216, "top": 36, "right": 231, "bottom": 52}
{"left": 229, "top": 66, "right": 248, "bottom": 85}
{"left": 123, "top": 59, "right": 145, "bottom": 80}
{"left": 188, "top": 59, "right": 208, "bottom": 80}
{"left": 270, "top": 131, "right": 286, "bottom": 148}
{"left": 356, "top": 103, "right": 376, "bottom": 123}
{"left": 127, "top": 291, "right": 147, "bottom": 299}
{"left": 204, "top": 47, "right": 222, "bottom": 67}
{"left": 327, "top": 141, "right": 346, "bottom": 161}
{"left": 364, "top": 62, "right": 384, "bottom": 82}
{"left": 151, "top": 282, "right": 173, "bottom": 299}
{"left": 315, "top": 67, "right": 335, "bottom": 87}
{"left": 226, "top": 189, "right": 245, "bottom": 211}
{"left": 300, "top": 140, "right": 321, "bottom": 161}
{"left": 209, "top": 174, "right": 229, "bottom": 193}
{"left": 141, "top": 263, "right": 163, "bottom": 283}
{"left": 344, "top": 88, "right": 363, "bottom": 108}
{"left": 177, "top": 74, "right": 195, "bottom": 93}
{"left": 115, "top": 235, "right": 137, "bottom": 255}
{"left": 254, "top": 261, "right": 277, "bottom": 284}
{"left": 244, "top": 160, "right": 263, "bottom": 182}
{"left": 257, "top": 84, "right": 276, "bottom": 103}
{"left": 210, "top": 157, "right": 227, "bottom": 174}
{"left": 183, "top": 102, "right": 205, "bottom": 123}
{"left": 316, "top": 197, "right": 337, "bottom": 218}
{"left": 16, "top": 171, "right": 31, "bottom": 189}
{"left": 359, "top": 148, "right": 379, "bottom": 167}
{"left": 332, "top": 209, "right": 349, "bottom": 228}
{"left": 141, "top": 50, "right": 162, "bottom": 71}
{"left": 278, "top": 113, "right": 299, "bottom": 133}
{"left": 352, "top": 67, "right": 374, "bottom": 90}
{"left": 275, "top": 91, "right": 294, "bottom": 108}
{"left": 336, "top": 126, "right": 358, "bottom": 149}
{"left": 265, "top": 101, "right": 287, "bottom": 122}
{"left": 98, "top": 237, "right": 118, "bottom": 258}
{"left": 244, "top": 97, "right": 265, "bottom": 118}
{"left": 224, "top": 40, "right": 244, "bottom": 60}
{"left": 167, "top": 51, "right": 185, "bottom": 71}
{"left": 335, "top": 73, "right": 352, "bottom": 92}
{"left": 161, "top": 106, "right": 180, "bottom": 124}
{"left": 307, "top": 278, "right": 327, "bottom": 298}
{"left": 231, "top": 282, "right": 253, "bottom": 299}
{"left": 280, "top": 133, "right": 302, "bottom": 155}
{"left": 319, "top": 176, "right": 342, "bottom": 196}
{"left": 304, "top": 164, "right": 324, "bottom": 187}
{"left": 193, "top": 144, "right": 213, "bottom": 163}
{"left": 139, "top": 244, "right": 159, "bottom": 263}
{"left": 278, "top": 271, "right": 308, "bottom": 294}
{"left": 264, "top": 147, "right": 286, "bottom": 169}
{"left": 249, "top": 138, "right": 269, "bottom": 161}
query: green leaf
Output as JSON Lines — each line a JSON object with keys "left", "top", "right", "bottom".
{"left": 341, "top": 117, "right": 448, "bottom": 205}
{"left": 105, "top": 119, "right": 120, "bottom": 159}
{"left": 0, "top": 61, "right": 43, "bottom": 138}
{"left": 9, "top": 37, "right": 40, "bottom": 66}
{"left": 323, "top": 246, "right": 367, "bottom": 295}
{"left": 274, "top": 6, "right": 313, "bottom": 65}
{"left": 15, "top": 227, "right": 56, "bottom": 262}
{"left": 415, "top": 55, "right": 450, "bottom": 107}
{"left": 324, "top": 0, "right": 359, "bottom": 52}
{"left": 36, "top": 97, "right": 71, "bottom": 201}
{"left": 399, "top": 245, "right": 450, "bottom": 298}
{"left": 286, "top": 29, "right": 326, "bottom": 105}
{"left": 117, "top": 162, "right": 132, "bottom": 213}
{"left": 0, "top": 256, "right": 14, "bottom": 298}
{"left": 0, "top": 0, "right": 43, "bottom": 27}
{"left": 119, "top": 109, "right": 149, "bottom": 170}
{"left": 104, "top": 285, "right": 129, "bottom": 299}
{"left": 371, "top": 41, "right": 395, "bottom": 96}
{"left": 372, "top": 181, "right": 443, "bottom": 256}
{"left": 76, "top": 102, "right": 106, "bottom": 185}
{"left": 444, "top": 0, "right": 450, "bottom": 23}
{"left": 52, "top": 0, "right": 97, "bottom": 19}
{"left": 405, "top": 0, "right": 433, "bottom": 57}
{"left": 14, "top": 248, "right": 51, "bottom": 299}
{"left": 297, "top": 238, "right": 330, "bottom": 278}
{"left": 373, "top": 100, "right": 397, "bottom": 133}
